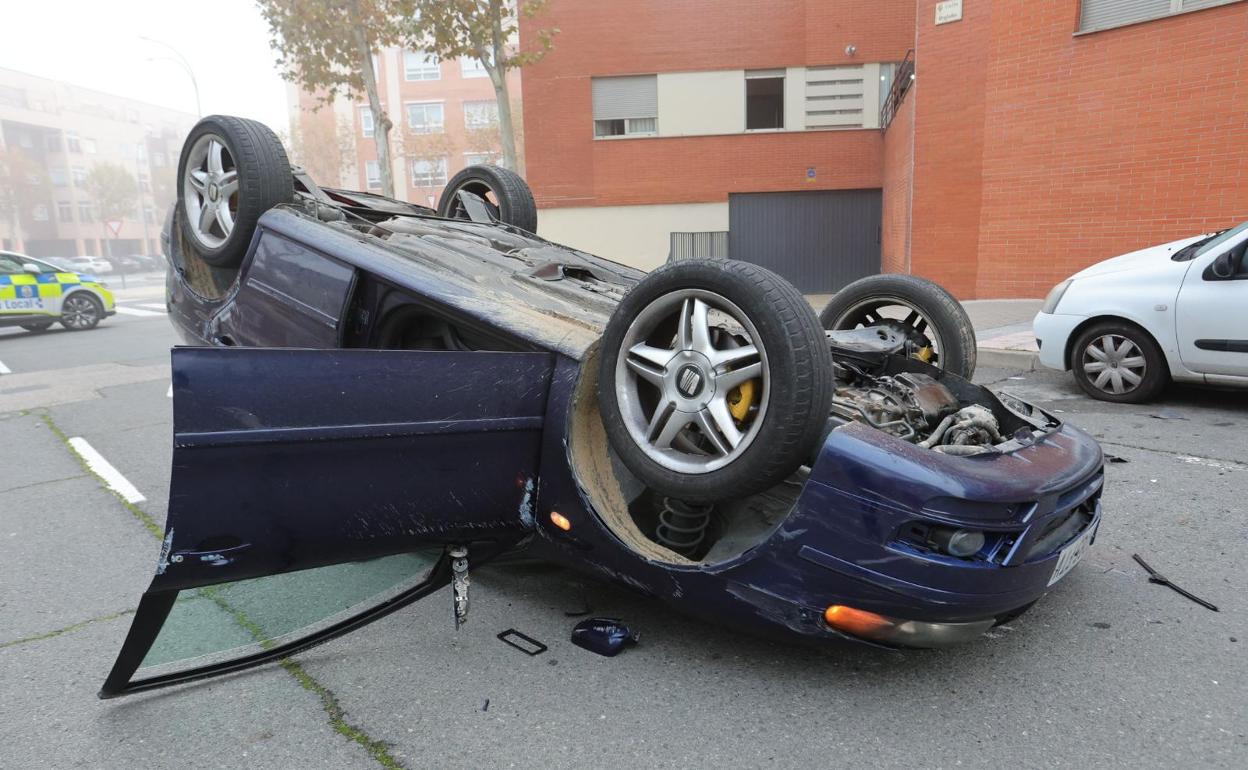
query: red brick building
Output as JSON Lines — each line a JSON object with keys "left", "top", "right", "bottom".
{"left": 520, "top": 0, "right": 1248, "bottom": 298}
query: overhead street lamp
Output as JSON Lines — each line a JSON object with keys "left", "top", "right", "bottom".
{"left": 139, "top": 35, "right": 202, "bottom": 117}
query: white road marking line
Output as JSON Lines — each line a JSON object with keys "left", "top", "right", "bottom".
{"left": 0, "top": 360, "right": 10, "bottom": 375}
{"left": 138, "top": 303, "right": 168, "bottom": 311}
{"left": 66, "top": 437, "right": 146, "bottom": 503}
{"left": 114, "top": 306, "right": 165, "bottom": 317}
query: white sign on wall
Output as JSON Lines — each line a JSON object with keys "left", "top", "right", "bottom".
{"left": 936, "top": 0, "right": 963, "bottom": 25}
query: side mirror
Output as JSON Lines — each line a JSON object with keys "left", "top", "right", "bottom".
{"left": 1210, "top": 248, "right": 1244, "bottom": 279}
{"left": 22, "top": 262, "right": 43, "bottom": 274}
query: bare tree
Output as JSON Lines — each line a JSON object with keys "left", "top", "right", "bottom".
{"left": 258, "top": 0, "right": 406, "bottom": 196}
{"left": 287, "top": 113, "right": 358, "bottom": 187}
{"left": 405, "top": 0, "right": 557, "bottom": 171}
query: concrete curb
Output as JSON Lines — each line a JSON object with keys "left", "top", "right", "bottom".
{"left": 976, "top": 347, "right": 1041, "bottom": 371}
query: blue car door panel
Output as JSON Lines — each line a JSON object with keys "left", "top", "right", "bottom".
{"left": 100, "top": 346, "right": 552, "bottom": 697}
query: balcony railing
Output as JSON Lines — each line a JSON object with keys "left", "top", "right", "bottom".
{"left": 880, "top": 49, "right": 915, "bottom": 129}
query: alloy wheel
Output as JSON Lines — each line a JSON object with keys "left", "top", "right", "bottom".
{"left": 613, "top": 289, "right": 770, "bottom": 474}
{"left": 62, "top": 295, "right": 99, "bottom": 330}
{"left": 182, "top": 133, "right": 239, "bottom": 250}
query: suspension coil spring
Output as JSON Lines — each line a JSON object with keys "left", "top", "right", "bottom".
{"left": 655, "top": 497, "right": 714, "bottom": 555}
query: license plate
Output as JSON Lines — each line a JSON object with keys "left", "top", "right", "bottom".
{"left": 1047, "top": 521, "right": 1098, "bottom": 587}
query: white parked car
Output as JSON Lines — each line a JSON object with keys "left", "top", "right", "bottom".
{"left": 1033, "top": 221, "right": 1248, "bottom": 402}
{"left": 63, "top": 255, "right": 114, "bottom": 275}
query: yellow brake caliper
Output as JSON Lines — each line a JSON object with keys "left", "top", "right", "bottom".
{"left": 727, "top": 378, "right": 759, "bottom": 422}
{"left": 914, "top": 346, "right": 934, "bottom": 363}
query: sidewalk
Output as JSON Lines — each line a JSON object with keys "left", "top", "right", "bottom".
{"left": 963, "top": 299, "right": 1042, "bottom": 370}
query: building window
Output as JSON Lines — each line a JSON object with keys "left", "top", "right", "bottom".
{"left": 50, "top": 168, "right": 68, "bottom": 187}
{"left": 66, "top": 130, "right": 81, "bottom": 153}
{"left": 1078, "top": 0, "right": 1242, "bottom": 33}
{"left": 405, "top": 102, "right": 444, "bottom": 134}
{"left": 17, "top": 131, "right": 33, "bottom": 149}
{"left": 591, "top": 75, "right": 658, "bottom": 138}
{"left": 78, "top": 202, "right": 94, "bottom": 222}
{"left": 360, "top": 107, "right": 374, "bottom": 138}
{"left": 45, "top": 133, "right": 62, "bottom": 152}
{"left": 746, "top": 69, "right": 785, "bottom": 130}
{"left": 404, "top": 50, "right": 441, "bottom": 81}
{"left": 57, "top": 202, "right": 73, "bottom": 222}
{"left": 71, "top": 166, "right": 87, "bottom": 186}
{"left": 411, "top": 157, "right": 448, "bottom": 187}
{"left": 463, "top": 100, "right": 498, "bottom": 129}
{"left": 460, "top": 57, "right": 488, "bottom": 78}
{"left": 365, "top": 160, "right": 382, "bottom": 189}
{"left": 464, "top": 151, "right": 500, "bottom": 166}
{"left": 32, "top": 204, "right": 49, "bottom": 221}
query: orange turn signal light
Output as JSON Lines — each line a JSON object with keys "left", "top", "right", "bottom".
{"left": 824, "top": 605, "right": 894, "bottom": 636}
{"left": 549, "top": 511, "right": 572, "bottom": 531}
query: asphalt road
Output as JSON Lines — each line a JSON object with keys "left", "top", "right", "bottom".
{"left": 1, "top": 303, "right": 1244, "bottom": 769}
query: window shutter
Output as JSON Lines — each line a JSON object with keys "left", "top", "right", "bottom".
{"left": 805, "top": 66, "right": 865, "bottom": 129}
{"left": 592, "top": 75, "right": 658, "bottom": 121}
{"left": 1079, "top": 0, "right": 1172, "bottom": 31}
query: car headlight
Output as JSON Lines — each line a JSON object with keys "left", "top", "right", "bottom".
{"left": 1041, "top": 279, "right": 1072, "bottom": 314}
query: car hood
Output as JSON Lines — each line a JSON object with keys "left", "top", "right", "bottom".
{"left": 1071, "top": 233, "right": 1210, "bottom": 279}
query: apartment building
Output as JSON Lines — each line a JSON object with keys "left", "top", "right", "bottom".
{"left": 519, "top": 0, "right": 1248, "bottom": 298}
{"left": 289, "top": 47, "right": 520, "bottom": 208}
{"left": 0, "top": 67, "right": 196, "bottom": 259}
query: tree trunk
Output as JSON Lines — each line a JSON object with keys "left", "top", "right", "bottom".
{"left": 482, "top": 0, "right": 518, "bottom": 171}
{"left": 350, "top": 18, "right": 394, "bottom": 198}
{"left": 486, "top": 67, "right": 517, "bottom": 171}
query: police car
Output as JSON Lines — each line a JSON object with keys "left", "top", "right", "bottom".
{"left": 0, "top": 251, "right": 116, "bottom": 332}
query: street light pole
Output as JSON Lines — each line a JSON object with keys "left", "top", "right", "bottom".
{"left": 140, "top": 36, "right": 202, "bottom": 117}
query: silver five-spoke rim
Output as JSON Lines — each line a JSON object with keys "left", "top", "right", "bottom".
{"left": 834, "top": 296, "right": 945, "bottom": 368}
{"left": 182, "top": 134, "right": 239, "bottom": 249}
{"left": 62, "top": 295, "right": 98, "bottom": 329}
{"left": 1082, "top": 334, "right": 1146, "bottom": 395}
{"left": 615, "top": 289, "right": 769, "bottom": 474}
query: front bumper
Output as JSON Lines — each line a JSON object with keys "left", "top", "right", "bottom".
{"left": 742, "top": 419, "right": 1104, "bottom": 638}
{"left": 1032, "top": 311, "right": 1088, "bottom": 371}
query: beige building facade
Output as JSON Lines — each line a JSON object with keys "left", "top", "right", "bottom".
{"left": 0, "top": 67, "right": 196, "bottom": 259}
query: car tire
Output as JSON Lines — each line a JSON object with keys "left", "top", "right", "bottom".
{"left": 20, "top": 322, "right": 54, "bottom": 332}
{"left": 819, "top": 274, "right": 977, "bottom": 379}
{"left": 598, "top": 259, "right": 834, "bottom": 502}
{"left": 176, "top": 115, "right": 294, "bottom": 269}
{"left": 1070, "top": 321, "right": 1168, "bottom": 403}
{"left": 60, "top": 292, "right": 103, "bottom": 331}
{"left": 437, "top": 165, "right": 537, "bottom": 233}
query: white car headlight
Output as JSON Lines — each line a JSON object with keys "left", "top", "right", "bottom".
{"left": 1041, "top": 279, "right": 1072, "bottom": 314}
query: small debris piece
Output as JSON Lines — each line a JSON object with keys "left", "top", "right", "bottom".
{"left": 571, "top": 617, "right": 640, "bottom": 657}
{"left": 1104, "top": 454, "right": 1129, "bottom": 464}
{"left": 481, "top": 699, "right": 490, "bottom": 712}
{"left": 1149, "top": 409, "right": 1188, "bottom": 420}
{"left": 1132, "top": 554, "right": 1218, "bottom": 612}
{"left": 496, "top": 628, "right": 547, "bottom": 656}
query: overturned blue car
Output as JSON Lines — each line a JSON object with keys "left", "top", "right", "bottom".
{"left": 102, "top": 116, "right": 1103, "bottom": 697}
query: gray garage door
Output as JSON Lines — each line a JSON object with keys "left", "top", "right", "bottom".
{"left": 728, "top": 189, "right": 881, "bottom": 293}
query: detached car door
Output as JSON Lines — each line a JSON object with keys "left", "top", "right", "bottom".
{"left": 102, "top": 345, "right": 552, "bottom": 698}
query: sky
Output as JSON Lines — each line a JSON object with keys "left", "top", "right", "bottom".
{"left": 1, "top": 0, "right": 290, "bottom": 130}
